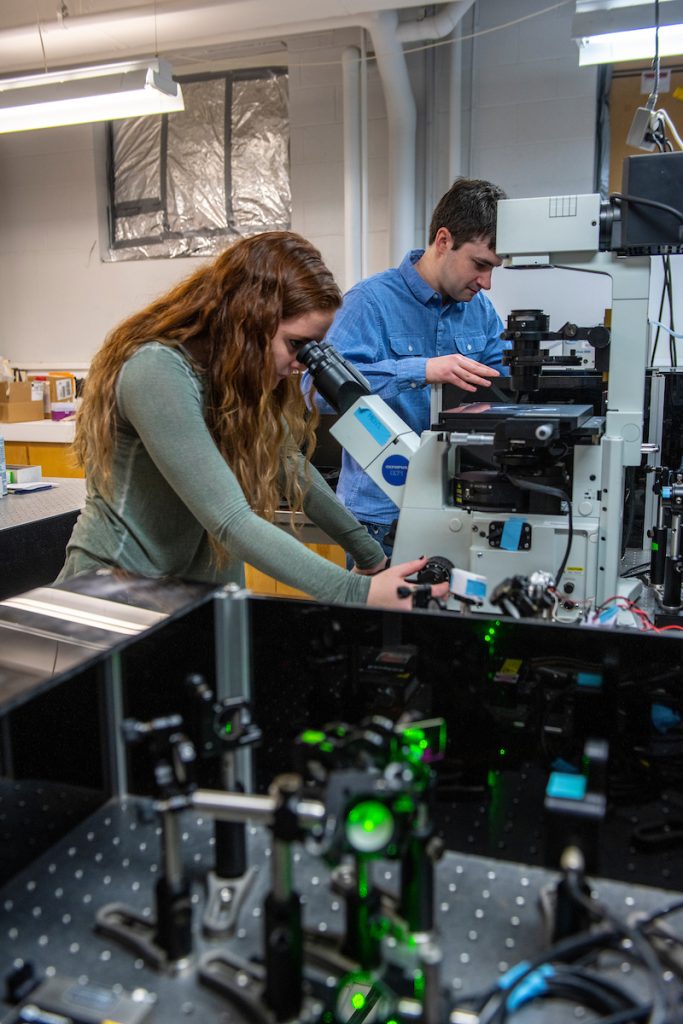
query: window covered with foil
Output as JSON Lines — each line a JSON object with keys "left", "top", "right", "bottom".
{"left": 106, "top": 68, "right": 290, "bottom": 260}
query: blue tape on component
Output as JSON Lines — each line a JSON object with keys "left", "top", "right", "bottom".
{"left": 465, "top": 578, "right": 487, "bottom": 599}
{"left": 546, "top": 771, "right": 587, "bottom": 801}
{"left": 506, "top": 965, "right": 555, "bottom": 1011}
{"left": 498, "top": 960, "right": 531, "bottom": 991}
{"left": 354, "top": 407, "right": 391, "bottom": 446}
{"left": 652, "top": 703, "right": 681, "bottom": 734}
{"left": 577, "top": 671, "right": 603, "bottom": 689}
{"left": 551, "top": 758, "right": 577, "bottom": 774}
{"left": 501, "top": 519, "right": 524, "bottom": 551}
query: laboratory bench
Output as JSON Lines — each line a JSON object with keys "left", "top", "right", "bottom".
{"left": 1, "top": 588, "right": 682, "bottom": 1024}
{"left": 0, "top": 471, "right": 343, "bottom": 601}
{"left": 0, "top": 416, "right": 346, "bottom": 597}
{"left": 0, "top": 477, "right": 86, "bottom": 600}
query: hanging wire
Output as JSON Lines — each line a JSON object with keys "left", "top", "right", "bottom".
{"left": 34, "top": 0, "right": 48, "bottom": 72}
{"left": 652, "top": 0, "right": 661, "bottom": 107}
{"left": 153, "top": 0, "right": 159, "bottom": 58}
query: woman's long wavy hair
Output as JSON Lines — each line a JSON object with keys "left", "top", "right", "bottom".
{"left": 75, "top": 231, "right": 341, "bottom": 553}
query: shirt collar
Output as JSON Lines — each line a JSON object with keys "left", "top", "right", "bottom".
{"left": 399, "top": 249, "right": 464, "bottom": 310}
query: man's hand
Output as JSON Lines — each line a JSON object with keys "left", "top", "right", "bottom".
{"left": 426, "top": 353, "right": 500, "bottom": 392}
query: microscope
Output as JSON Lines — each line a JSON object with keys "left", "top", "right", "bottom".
{"left": 301, "top": 153, "right": 683, "bottom": 616}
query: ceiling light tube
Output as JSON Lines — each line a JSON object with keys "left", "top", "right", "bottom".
{"left": 0, "top": 58, "right": 184, "bottom": 133}
{"left": 577, "top": 22, "right": 683, "bottom": 63}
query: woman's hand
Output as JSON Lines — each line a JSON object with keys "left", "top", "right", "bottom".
{"left": 351, "top": 556, "right": 388, "bottom": 576}
{"left": 366, "top": 556, "right": 449, "bottom": 609}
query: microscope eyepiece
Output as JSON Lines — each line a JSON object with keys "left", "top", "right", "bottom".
{"left": 298, "top": 340, "right": 371, "bottom": 414}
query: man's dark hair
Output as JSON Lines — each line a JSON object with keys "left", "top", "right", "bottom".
{"left": 428, "top": 177, "right": 507, "bottom": 249}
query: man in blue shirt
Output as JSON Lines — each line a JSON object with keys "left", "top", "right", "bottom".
{"left": 321, "top": 177, "right": 510, "bottom": 558}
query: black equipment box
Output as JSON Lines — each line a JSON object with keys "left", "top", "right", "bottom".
{"left": 620, "top": 151, "right": 683, "bottom": 254}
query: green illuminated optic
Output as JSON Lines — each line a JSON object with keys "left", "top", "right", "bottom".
{"left": 484, "top": 636, "right": 492, "bottom": 643}
{"left": 499, "top": 748, "right": 506, "bottom": 757}
{"left": 224, "top": 723, "right": 233, "bottom": 734}
{"left": 346, "top": 800, "right": 394, "bottom": 854}
{"left": 394, "top": 794, "right": 415, "bottom": 814}
{"left": 320, "top": 741, "right": 333, "bottom": 753}
{"left": 351, "top": 993, "right": 365, "bottom": 1010}
{"left": 414, "top": 970, "right": 425, "bottom": 998}
{"left": 300, "top": 730, "right": 326, "bottom": 745}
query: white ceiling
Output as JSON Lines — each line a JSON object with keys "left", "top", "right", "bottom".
{"left": 0, "top": 0, "right": 445, "bottom": 75}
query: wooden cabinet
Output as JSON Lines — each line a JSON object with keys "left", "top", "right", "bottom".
{"left": 5, "top": 441, "right": 84, "bottom": 478}
{"left": 27, "top": 443, "right": 83, "bottom": 478}
{"left": 4, "top": 442, "right": 29, "bottom": 465}
{"left": 245, "top": 542, "right": 345, "bottom": 597}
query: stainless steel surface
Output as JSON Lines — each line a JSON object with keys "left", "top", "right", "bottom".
{"left": 2, "top": 587, "right": 166, "bottom": 635}
{"left": 0, "top": 572, "right": 215, "bottom": 717}
{"left": 0, "top": 585, "right": 168, "bottom": 715}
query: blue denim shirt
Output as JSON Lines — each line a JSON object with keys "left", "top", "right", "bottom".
{"left": 316, "top": 249, "right": 509, "bottom": 526}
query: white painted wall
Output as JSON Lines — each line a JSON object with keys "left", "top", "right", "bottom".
{"left": 1, "top": 0, "right": 679, "bottom": 372}
{"left": 467, "top": 0, "right": 598, "bottom": 198}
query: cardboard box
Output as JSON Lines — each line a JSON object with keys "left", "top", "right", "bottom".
{"left": 48, "top": 373, "right": 76, "bottom": 403}
{"left": 28, "top": 376, "right": 52, "bottom": 418}
{"left": 0, "top": 380, "right": 44, "bottom": 423}
{"left": 1, "top": 380, "right": 31, "bottom": 402}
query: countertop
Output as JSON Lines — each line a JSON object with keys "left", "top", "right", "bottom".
{"left": 0, "top": 476, "right": 85, "bottom": 530}
{"left": 0, "top": 418, "right": 76, "bottom": 442}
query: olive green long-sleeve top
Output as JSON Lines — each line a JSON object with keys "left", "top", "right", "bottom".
{"left": 58, "top": 343, "right": 384, "bottom": 603}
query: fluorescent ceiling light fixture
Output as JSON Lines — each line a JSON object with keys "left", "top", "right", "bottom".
{"left": 577, "top": 22, "right": 683, "bottom": 62}
{"left": 573, "top": 0, "right": 683, "bottom": 64}
{"left": 0, "top": 58, "right": 184, "bottom": 134}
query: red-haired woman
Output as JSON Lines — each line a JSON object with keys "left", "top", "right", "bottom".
{"left": 58, "top": 231, "right": 442, "bottom": 608}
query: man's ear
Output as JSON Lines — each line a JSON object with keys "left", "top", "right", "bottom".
{"left": 434, "top": 226, "right": 453, "bottom": 253}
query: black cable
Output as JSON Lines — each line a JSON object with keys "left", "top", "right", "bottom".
{"left": 649, "top": 256, "right": 668, "bottom": 363}
{"left": 347, "top": 984, "right": 382, "bottom": 1023}
{"left": 637, "top": 897, "right": 683, "bottom": 928}
{"left": 469, "top": 891, "right": 683, "bottom": 1024}
{"left": 653, "top": 0, "right": 661, "bottom": 105}
{"left": 475, "top": 927, "right": 620, "bottom": 1024}
{"left": 665, "top": 255, "right": 677, "bottom": 367}
{"left": 621, "top": 466, "right": 637, "bottom": 555}
{"left": 565, "top": 873, "right": 673, "bottom": 1024}
{"left": 595, "top": 1006, "right": 652, "bottom": 1024}
{"left": 537, "top": 969, "right": 634, "bottom": 1014}
{"left": 505, "top": 473, "right": 573, "bottom": 583}
{"left": 610, "top": 192, "right": 683, "bottom": 227}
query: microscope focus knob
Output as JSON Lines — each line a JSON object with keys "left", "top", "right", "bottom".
{"left": 535, "top": 423, "right": 554, "bottom": 442}
{"left": 416, "top": 555, "right": 455, "bottom": 585}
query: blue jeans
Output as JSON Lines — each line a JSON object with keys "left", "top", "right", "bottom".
{"left": 347, "top": 520, "right": 395, "bottom": 569}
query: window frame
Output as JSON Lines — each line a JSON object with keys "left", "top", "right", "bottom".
{"left": 105, "top": 65, "right": 290, "bottom": 255}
